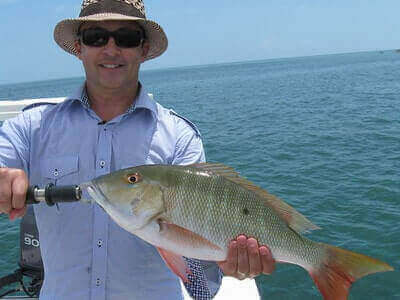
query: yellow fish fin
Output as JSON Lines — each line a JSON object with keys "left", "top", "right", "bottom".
{"left": 190, "top": 162, "right": 320, "bottom": 233}
{"left": 309, "top": 243, "right": 393, "bottom": 300}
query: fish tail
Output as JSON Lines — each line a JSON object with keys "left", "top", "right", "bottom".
{"left": 309, "top": 243, "right": 393, "bottom": 300}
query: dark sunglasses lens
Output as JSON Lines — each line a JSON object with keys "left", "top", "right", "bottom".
{"left": 81, "top": 28, "right": 143, "bottom": 48}
{"left": 114, "top": 29, "right": 143, "bottom": 48}
{"left": 81, "top": 28, "right": 109, "bottom": 47}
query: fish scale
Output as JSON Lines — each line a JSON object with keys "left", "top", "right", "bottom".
{"left": 161, "top": 165, "right": 321, "bottom": 268}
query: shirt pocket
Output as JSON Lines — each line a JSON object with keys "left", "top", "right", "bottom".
{"left": 40, "top": 155, "right": 79, "bottom": 214}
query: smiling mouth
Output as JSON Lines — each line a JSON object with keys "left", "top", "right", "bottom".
{"left": 100, "top": 64, "right": 124, "bottom": 69}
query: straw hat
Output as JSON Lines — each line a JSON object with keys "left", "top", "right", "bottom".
{"left": 54, "top": 0, "right": 168, "bottom": 61}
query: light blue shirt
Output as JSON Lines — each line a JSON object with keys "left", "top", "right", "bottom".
{"left": 0, "top": 83, "right": 222, "bottom": 300}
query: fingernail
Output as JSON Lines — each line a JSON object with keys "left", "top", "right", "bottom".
{"left": 260, "top": 247, "right": 268, "bottom": 255}
{"left": 238, "top": 239, "right": 247, "bottom": 248}
{"left": 248, "top": 237, "right": 258, "bottom": 245}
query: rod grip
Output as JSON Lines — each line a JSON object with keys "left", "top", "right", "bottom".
{"left": 25, "top": 184, "right": 81, "bottom": 206}
{"left": 45, "top": 184, "right": 81, "bottom": 206}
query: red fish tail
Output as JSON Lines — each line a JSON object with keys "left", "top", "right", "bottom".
{"left": 308, "top": 243, "right": 393, "bottom": 300}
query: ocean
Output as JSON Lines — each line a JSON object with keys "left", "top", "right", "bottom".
{"left": 0, "top": 50, "right": 399, "bottom": 299}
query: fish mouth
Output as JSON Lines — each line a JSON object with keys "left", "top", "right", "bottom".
{"left": 79, "top": 181, "right": 146, "bottom": 231}
{"left": 80, "top": 181, "right": 110, "bottom": 211}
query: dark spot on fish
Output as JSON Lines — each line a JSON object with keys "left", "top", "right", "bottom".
{"left": 243, "top": 208, "right": 250, "bottom": 215}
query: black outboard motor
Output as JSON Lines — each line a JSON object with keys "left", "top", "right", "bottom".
{"left": 0, "top": 206, "right": 44, "bottom": 298}
{"left": 18, "top": 205, "right": 44, "bottom": 288}
{"left": 19, "top": 206, "right": 43, "bottom": 276}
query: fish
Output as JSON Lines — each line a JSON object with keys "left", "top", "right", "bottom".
{"left": 82, "top": 163, "right": 394, "bottom": 300}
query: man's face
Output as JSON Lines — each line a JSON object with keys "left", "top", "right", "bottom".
{"left": 75, "top": 21, "right": 149, "bottom": 92}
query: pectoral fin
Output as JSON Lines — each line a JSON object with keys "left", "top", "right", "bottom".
{"left": 158, "top": 220, "right": 222, "bottom": 253}
{"left": 156, "top": 247, "right": 191, "bottom": 283}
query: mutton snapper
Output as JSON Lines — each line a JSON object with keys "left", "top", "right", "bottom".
{"left": 82, "top": 163, "right": 393, "bottom": 300}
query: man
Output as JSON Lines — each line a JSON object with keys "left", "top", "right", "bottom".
{"left": 0, "top": 0, "right": 275, "bottom": 299}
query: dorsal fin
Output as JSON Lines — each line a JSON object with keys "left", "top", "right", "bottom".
{"left": 190, "top": 163, "right": 320, "bottom": 233}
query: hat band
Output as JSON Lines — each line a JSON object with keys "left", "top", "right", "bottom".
{"left": 79, "top": 0, "right": 145, "bottom": 19}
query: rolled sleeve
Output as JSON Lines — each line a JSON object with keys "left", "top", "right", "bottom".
{"left": 171, "top": 120, "right": 206, "bottom": 165}
{"left": 200, "top": 260, "right": 224, "bottom": 297}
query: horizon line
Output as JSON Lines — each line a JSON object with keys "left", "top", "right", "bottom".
{"left": 1, "top": 48, "right": 398, "bottom": 87}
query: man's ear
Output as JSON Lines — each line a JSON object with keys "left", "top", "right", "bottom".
{"left": 74, "top": 40, "right": 82, "bottom": 60}
{"left": 140, "top": 42, "right": 150, "bottom": 62}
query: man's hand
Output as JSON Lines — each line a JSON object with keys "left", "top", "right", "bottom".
{"left": 0, "top": 168, "right": 28, "bottom": 220}
{"left": 217, "top": 235, "right": 275, "bottom": 280}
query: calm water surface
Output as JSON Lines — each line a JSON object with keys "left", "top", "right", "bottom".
{"left": 0, "top": 51, "right": 399, "bottom": 299}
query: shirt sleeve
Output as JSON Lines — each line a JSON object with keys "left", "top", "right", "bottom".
{"left": 170, "top": 111, "right": 205, "bottom": 165}
{"left": 0, "top": 113, "right": 31, "bottom": 171}
{"left": 170, "top": 117, "right": 223, "bottom": 299}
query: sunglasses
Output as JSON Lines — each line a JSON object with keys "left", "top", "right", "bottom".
{"left": 79, "top": 27, "right": 144, "bottom": 48}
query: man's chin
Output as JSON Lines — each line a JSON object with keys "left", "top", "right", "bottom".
{"left": 98, "top": 79, "right": 127, "bottom": 90}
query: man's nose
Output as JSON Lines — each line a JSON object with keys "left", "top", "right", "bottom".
{"left": 102, "top": 37, "right": 120, "bottom": 55}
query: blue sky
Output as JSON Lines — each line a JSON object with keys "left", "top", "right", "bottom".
{"left": 1, "top": 0, "right": 399, "bottom": 84}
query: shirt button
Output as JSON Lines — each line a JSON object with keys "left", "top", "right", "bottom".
{"left": 97, "top": 239, "right": 103, "bottom": 247}
{"left": 99, "top": 160, "right": 106, "bottom": 168}
{"left": 96, "top": 278, "right": 101, "bottom": 286}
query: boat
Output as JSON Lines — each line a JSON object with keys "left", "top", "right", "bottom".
{"left": 0, "top": 97, "right": 260, "bottom": 300}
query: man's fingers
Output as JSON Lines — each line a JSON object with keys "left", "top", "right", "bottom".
{"left": 11, "top": 174, "right": 28, "bottom": 210}
{"left": 219, "top": 237, "right": 276, "bottom": 280}
{"left": 217, "top": 240, "right": 238, "bottom": 276}
{"left": 247, "top": 238, "right": 262, "bottom": 277}
{"left": 0, "top": 170, "right": 12, "bottom": 214}
{"left": 0, "top": 192, "right": 12, "bottom": 214}
{"left": 236, "top": 235, "right": 250, "bottom": 276}
{"left": 9, "top": 207, "right": 27, "bottom": 221}
{"left": 260, "top": 246, "right": 275, "bottom": 275}
{"left": 0, "top": 168, "right": 28, "bottom": 217}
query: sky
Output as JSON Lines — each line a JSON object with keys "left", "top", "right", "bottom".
{"left": 1, "top": 0, "right": 400, "bottom": 85}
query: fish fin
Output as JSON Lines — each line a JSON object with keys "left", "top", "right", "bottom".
{"left": 190, "top": 162, "right": 237, "bottom": 177}
{"left": 255, "top": 191, "right": 320, "bottom": 233}
{"left": 157, "top": 247, "right": 191, "bottom": 283}
{"left": 190, "top": 163, "right": 320, "bottom": 233}
{"left": 309, "top": 243, "right": 394, "bottom": 300}
{"left": 159, "top": 221, "right": 222, "bottom": 252}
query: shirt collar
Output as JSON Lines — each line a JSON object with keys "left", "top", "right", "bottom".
{"left": 68, "top": 82, "right": 158, "bottom": 116}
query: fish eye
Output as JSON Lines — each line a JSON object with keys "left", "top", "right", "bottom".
{"left": 127, "top": 173, "right": 141, "bottom": 184}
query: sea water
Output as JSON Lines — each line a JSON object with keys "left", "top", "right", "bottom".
{"left": 0, "top": 50, "right": 399, "bottom": 299}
